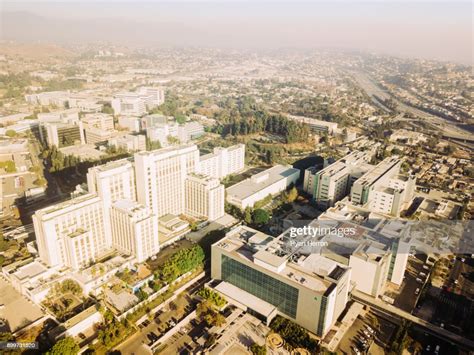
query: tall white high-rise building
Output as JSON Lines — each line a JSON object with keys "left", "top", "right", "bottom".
{"left": 32, "top": 194, "right": 106, "bottom": 269}
{"left": 134, "top": 144, "right": 200, "bottom": 217}
{"left": 197, "top": 144, "right": 245, "bottom": 179}
{"left": 112, "top": 95, "right": 147, "bottom": 116}
{"left": 86, "top": 159, "right": 137, "bottom": 246}
{"left": 185, "top": 173, "right": 225, "bottom": 221}
{"left": 111, "top": 200, "right": 159, "bottom": 263}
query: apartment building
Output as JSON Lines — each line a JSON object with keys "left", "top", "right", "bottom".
{"left": 110, "top": 199, "right": 159, "bottom": 263}
{"left": 211, "top": 225, "right": 351, "bottom": 337}
{"left": 303, "top": 151, "right": 372, "bottom": 208}
{"left": 32, "top": 194, "right": 106, "bottom": 270}
{"left": 134, "top": 144, "right": 200, "bottom": 217}
{"left": 197, "top": 144, "right": 245, "bottom": 179}
{"left": 185, "top": 173, "right": 225, "bottom": 221}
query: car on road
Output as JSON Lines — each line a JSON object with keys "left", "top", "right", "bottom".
{"left": 415, "top": 288, "right": 420, "bottom": 295}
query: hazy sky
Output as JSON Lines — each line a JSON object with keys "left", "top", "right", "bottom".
{"left": 1, "top": 1, "right": 472, "bottom": 64}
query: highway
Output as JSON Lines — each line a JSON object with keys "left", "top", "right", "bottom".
{"left": 350, "top": 290, "right": 474, "bottom": 351}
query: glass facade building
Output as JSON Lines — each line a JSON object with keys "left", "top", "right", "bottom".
{"left": 221, "top": 255, "right": 299, "bottom": 318}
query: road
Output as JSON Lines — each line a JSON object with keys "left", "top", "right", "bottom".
{"left": 350, "top": 290, "right": 474, "bottom": 351}
{"left": 350, "top": 71, "right": 472, "bottom": 139}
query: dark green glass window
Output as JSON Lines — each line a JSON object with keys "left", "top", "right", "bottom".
{"left": 221, "top": 255, "right": 299, "bottom": 318}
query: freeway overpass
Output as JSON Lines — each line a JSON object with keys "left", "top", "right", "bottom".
{"left": 350, "top": 290, "right": 474, "bottom": 351}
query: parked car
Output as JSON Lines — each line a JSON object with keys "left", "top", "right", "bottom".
{"left": 415, "top": 288, "right": 420, "bottom": 295}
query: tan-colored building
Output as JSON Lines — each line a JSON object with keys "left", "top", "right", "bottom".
{"left": 111, "top": 199, "right": 159, "bottom": 263}
{"left": 185, "top": 173, "right": 224, "bottom": 221}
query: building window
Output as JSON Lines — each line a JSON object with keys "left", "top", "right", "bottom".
{"left": 221, "top": 255, "right": 299, "bottom": 318}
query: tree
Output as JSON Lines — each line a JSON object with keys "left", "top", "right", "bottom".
{"left": 46, "top": 337, "right": 79, "bottom": 355}
{"left": 252, "top": 209, "right": 269, "bottom": 225}
{"left": 0, "top": 161, "right": 16, "bottom": 173}
{"left": 33, "top": 177, "right": 47, "bottom": 186}
{"left": 244, "top": 207, "right": 253, "bottom": 224}
{"left": 285, "top": 187, "right": 298, "bottom": 203}
{"left": 175, "top": 114, "right": 187, "bottom": 124}
{"left": 5, "top": 130, "right": 17, "bottom": 138}
{"left": 60, "top": 279, "right": 83, "bottom": 295}
{"left": 250, "top": 343, "right": 267, "bottom": 355}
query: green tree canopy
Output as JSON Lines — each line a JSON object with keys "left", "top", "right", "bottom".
{"left": 46, "top": 337, "right": 79, "bottom": 355}
{"left": 252, "top": 209, "right": 269, "bottom": 225}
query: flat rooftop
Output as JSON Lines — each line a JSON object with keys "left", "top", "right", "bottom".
{"left": 226, "top": 165, "right": 299, "bottom": 200}
{"left": 11, "top": 260, "right": 48, "bottom": 280}
{"left": 215, "top": 225, "right": 345, "bottom": 293}
{"left": 356, "top": 156, "right": 400, "bottom": 187}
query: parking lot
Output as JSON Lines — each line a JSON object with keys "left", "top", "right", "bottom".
{"left": 392, "top": 255, "right": 430, "bottom": 312}
{"left": 337, "top": 314, "right": 387, "bottom": 355}
{"left": 0, "top": 277, "right": 45, "bottom": 332}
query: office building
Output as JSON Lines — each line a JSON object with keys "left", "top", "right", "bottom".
{"left": 141, "top": 114, "right": 169, "bottom": 130}
{"left": 134, "top": 144, "right": 200, "bottom": 217}
{"left": 303, "top": 151, "right": 372, "bottom": 208}
{"left": 112, "top": 87, "right": 164, "bottom": 116}
{"left": 211, "top": 225, "right": 351, "bottom": 337}
{"left": 84, "top": 127, "right": 112, "bottom": 145}
{"left": 226, "top": 165, "right": 300, "bottom": 209}
{"left": 118, "top": 116, "right": 141, "bottom": 132}
{"left": 368, "top": 174, "right": 417, "bottom": 217}
{"left": 198, "top": 144, "right": 245, "bottom": 179}
{"left": 32, "top": 194, "right": 106, "bottom": 270}
{"left": 178, "top": 121, "right": 204, "bottom": 142}
{"left": 112, "top": 94, "right": 147, "bottom": 116}
{"left": 136, "top": 87, "right": 165, "bottom": 107}
{"left": 288, "top": 115, "right": 338, "bottom": 134}
{"left": 318, "top": 204, "right": 411, "bottom": 287}
{"left": 38, "top": 109, "right": 85, "bottom": 147}
{"left": 185, "top": 173, "right": 225, "bottom": 221}
{"left": 81, "top": 113, "right": 114, "bottom": 132}
{"left": 25, "top": 91, "right": 69, "bottom": 107}
{"left": 86, "top": 159, "right": 137, "bottom": 246}
{"left": 110, "top": 200, "right": 159, "bottom": 263}
{"left": 350, "top": 156, "right": 401, "bottom": 206}
{"left": 39, "top": 122, "right": 85, "bottom": 147}
{"left": 146, "top": 122, "right": 179, "bottom": 147}
{"left": 108, "top": 134, "right": 146, "bottom": 152}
